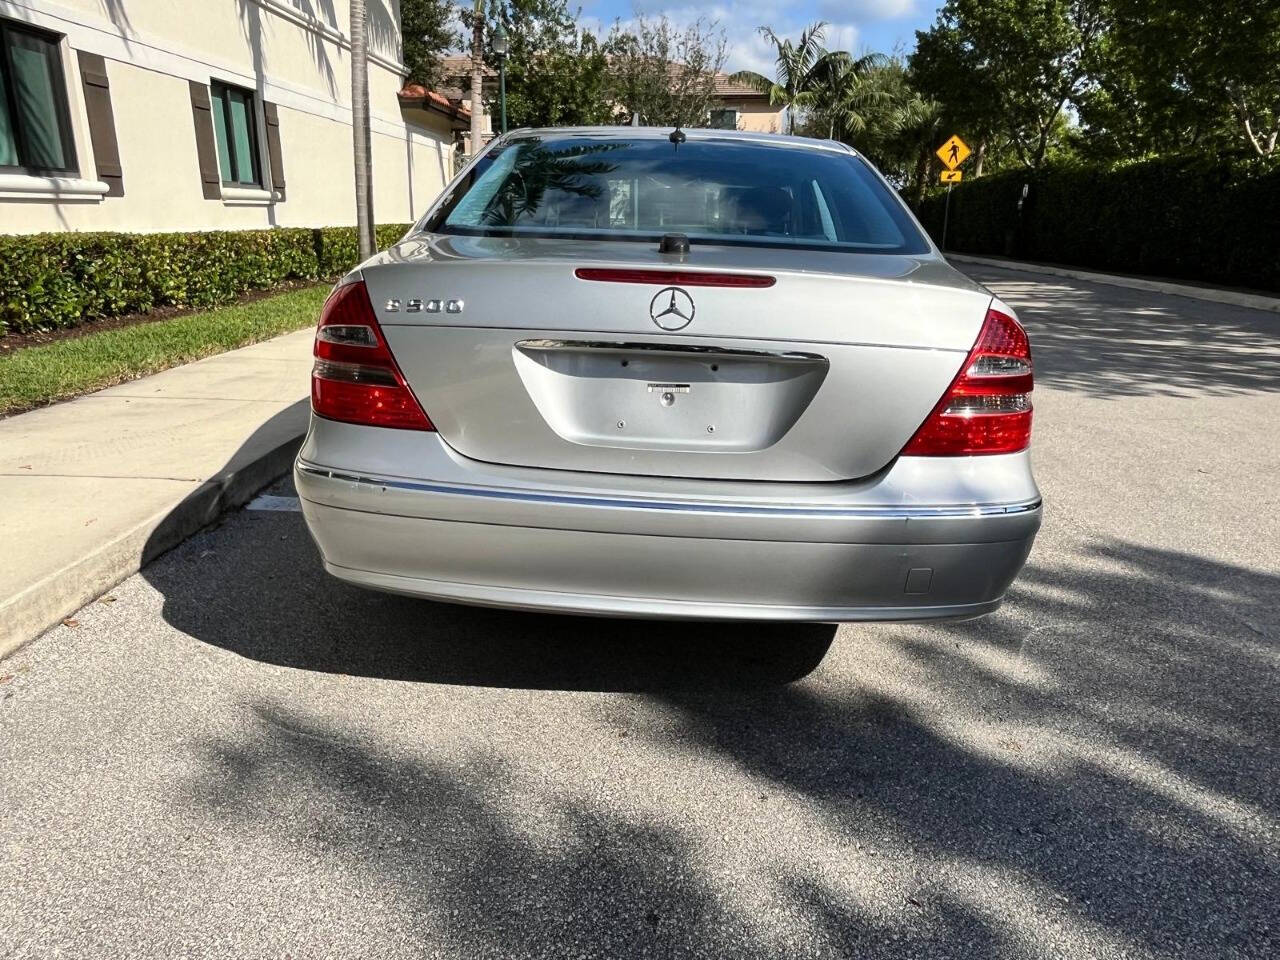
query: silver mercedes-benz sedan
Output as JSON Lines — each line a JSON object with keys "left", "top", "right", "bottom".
{"left": 295, "top": 127, "right": 1041, "bottom": 621}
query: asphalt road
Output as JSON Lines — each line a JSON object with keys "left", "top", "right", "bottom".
{"left": 3, "top": 265, "right": 1278, "bottom": 959}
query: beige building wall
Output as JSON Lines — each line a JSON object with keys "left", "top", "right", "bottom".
{"left": 0, "top": 0, "right": 457, "bottom": 234}
{"left": 727, "top": 102, "right": 786, "bottom": 135}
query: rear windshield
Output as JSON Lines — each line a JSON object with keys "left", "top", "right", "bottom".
{"left": 425, "top": 134, "right": 931, "bottom": 255}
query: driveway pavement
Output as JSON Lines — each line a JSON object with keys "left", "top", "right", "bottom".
{"left": 2, "top": 265, "right": 1277, "bottom": 959}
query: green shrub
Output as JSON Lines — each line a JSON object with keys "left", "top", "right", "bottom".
{"left": 915, "top": 158, "right": 1280, "bottom": 292}
{"left": 0, "top": 224, "right": 412, "bottom": 336}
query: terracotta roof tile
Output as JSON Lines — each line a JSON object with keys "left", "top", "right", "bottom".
{"left": 712, "top": 73, "right": 770, "bottom": 98}
{"left": 398, "top": 84, "right": 472, "bottom": 120}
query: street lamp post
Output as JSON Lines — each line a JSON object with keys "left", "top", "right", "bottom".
{"left": 492, "top": 22, "right": 508, "bottom": 136}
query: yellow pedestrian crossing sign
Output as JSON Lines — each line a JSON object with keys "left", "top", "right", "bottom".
{"left": 940, "top": 170, "right": 962, "bottom": 183}
{"left": 936, "top": 135, "right": 971, "bottom": 170}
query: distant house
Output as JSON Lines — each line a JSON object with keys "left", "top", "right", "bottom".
{"left": 706, "top": 74, "right": 786, "bottom": 134}
{"left": 436, "top": 54, "right": 785, "bottom": 148}
{"left": 0, "top": 0, "right": 469, "bottom": 234}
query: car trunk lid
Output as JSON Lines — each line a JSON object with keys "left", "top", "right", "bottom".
{"left": 365, "top": 235, "right": 992, "bottom": 482}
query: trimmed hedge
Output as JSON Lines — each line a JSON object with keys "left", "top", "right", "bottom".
{"left": 916, "top": 158, "right": 1280, "bottom": 292}
{"left": 0, "top": 223, "right": 410, "bottom": 336}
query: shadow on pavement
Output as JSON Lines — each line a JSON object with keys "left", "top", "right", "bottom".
{"left": 153, "top": 541, "right": 836, "bottom": 691}
{"left": 965, "top": 266, "right": 1280, "bottom": 398}
{"left": 165, "top": 526, "right": 1278, "bottom": 957}
{"left": 140, "top": 439, "right": 1280, "bottom": 956}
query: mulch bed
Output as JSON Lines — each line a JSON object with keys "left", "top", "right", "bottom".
{"left": 0, "top": 280, "right": 323, "bottom": 355}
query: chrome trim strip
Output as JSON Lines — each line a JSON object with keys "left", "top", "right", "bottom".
{"left": 296, "top": 462, "right": 1042, "bottom": 520}
{"left": 515, "top": 339, "right": 827, "bottom": 364}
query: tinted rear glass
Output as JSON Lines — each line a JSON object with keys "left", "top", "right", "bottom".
{"left": 427, "top": 134, "right": 930, "bottom": 255}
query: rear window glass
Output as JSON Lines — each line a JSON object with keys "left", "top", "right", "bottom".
{"left": 427, "top": 134, "right": 930, "bottom": 255}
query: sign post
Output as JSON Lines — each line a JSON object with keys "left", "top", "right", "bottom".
{"left": 942, "top": 182, "right": 953, "bottom": 252}
{"left": 935, "top": 135, "right": 971, "bottom": 252}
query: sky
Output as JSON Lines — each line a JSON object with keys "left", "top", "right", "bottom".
{"left": 577, "top": 0, "right": 943, "bottom": 75}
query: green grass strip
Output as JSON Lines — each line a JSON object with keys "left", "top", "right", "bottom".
{"left": 0, "top": 285, "right": 328, "bottom": 416}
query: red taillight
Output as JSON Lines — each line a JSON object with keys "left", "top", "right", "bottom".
{"left": 311, "top": 280, "right": 434, "bottom": 431}
{"left": 901, "top": 306, "right": 1033, "bottom": 456}
{"left": 574, "top": 268, "right": 776, "bottom": 288}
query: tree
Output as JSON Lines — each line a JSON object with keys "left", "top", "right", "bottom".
{"left": 730, "top": 22, "right": 842, "bottom": 135}
{"left": 805, "top": 52, "right": 893, "bottom": 141}
{"left": 840, "top": 60, "right": 939, "bottom": 195}
{"left": 400, "top": 0, "right": 453, "bottom": 90}
{"left": 910, "top": 0, "right": 1106, "bottom": 169}
{"left": 1088, "top": 0, "right": 1280, "bottom": 161}
{"left": 797, "top": 55, "right": 947, "bottom": 203}
{"left": 908, "top": 20, "right": 1004, "bottom": 173}
{"left": 462, "top": 0, "right": 614, "bottom": 130}
{"left": 891, "top": 94, "right": 947, "bottom": 206}
{"left": 606, "top": 15, "right": 727, "bottom": 127}
{"left": 350, "top": 0, "right": 374, "bottom": 257}
{"left": 469, "top": 0, "right": 484, "bottom": 155}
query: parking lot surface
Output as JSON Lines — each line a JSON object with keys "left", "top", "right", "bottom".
{"left": 2, "top": 265, "right": 1277, "bottom": 958}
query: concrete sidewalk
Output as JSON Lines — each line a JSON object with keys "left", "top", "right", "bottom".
{"left": 0, "top": 329, "right": 314, "bottom": 658}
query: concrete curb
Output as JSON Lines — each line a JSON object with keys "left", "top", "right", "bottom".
{"left": 950, "top": 254, "right": 1280, "bottom": 314}
{"left": 0, "top": 432, "right": 303, "bottom": 662}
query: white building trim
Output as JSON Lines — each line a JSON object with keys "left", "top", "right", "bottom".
{"left": 220, "top": 186, "right": 280, "bottom": 205}
{"left": 0, "top": 173, "right": 109, "bottom": 201}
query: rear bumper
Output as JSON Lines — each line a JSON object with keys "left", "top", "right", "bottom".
{"left": 295, "top": 420, "right": 1041, "bottom": 622}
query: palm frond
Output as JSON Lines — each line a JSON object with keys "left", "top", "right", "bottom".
{"left": 728, "top": 69, "right": 775, "bottom": 95}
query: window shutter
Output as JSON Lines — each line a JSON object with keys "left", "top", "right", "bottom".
{"left": 188, "top": 80, "right": 221, "bottom": 199}
{"left": 263, "top": 100, "right": 286, "bottom": 201}
{"left": 76, "top": 52, "right": 123, "bottom": 196}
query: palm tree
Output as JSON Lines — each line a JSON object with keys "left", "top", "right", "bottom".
{"left": 349, "top": 0, "right": 375, "bottom": 258}
{"left": 809, "top": 54, "right": 944, "bottom": 205}
{"left": 889, "top": 94, "right": 946, "bottom": 208}
{"left": 807, "top": 52, "right": 893, "bottom": 141}
{"left": 469, "top": 0, "right": 484, "bottom": 157}
{"left": 730, "top": 22, "right": 841, "bottom": 135}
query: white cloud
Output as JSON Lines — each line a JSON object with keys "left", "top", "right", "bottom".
{"left": 822, "top": 22, "right": 861, "bottom": 56}
{"left": 819, "top": 0, "right": 918, "bottom": 20}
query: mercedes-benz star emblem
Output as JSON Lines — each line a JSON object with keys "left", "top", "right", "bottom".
{"left": 649, "top": 287, "right": 695, "bottom": 331}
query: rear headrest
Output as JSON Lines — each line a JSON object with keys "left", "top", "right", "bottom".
{"left": 723, "top": 186, "right": 791, "bottom": 234}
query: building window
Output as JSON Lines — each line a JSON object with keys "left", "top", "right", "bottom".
{"left": 210, "top": 80, "right": 261, "bottom": 186}
{"left": 708, "top": 108, "right": 738, "bottom": 131}
{"left": 0, "top": 20, "right": 77, "bottom": 175}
